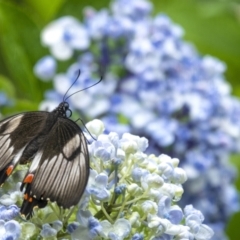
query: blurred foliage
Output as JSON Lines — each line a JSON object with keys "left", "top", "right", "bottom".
{"left": 154, "top": 0, "right": 240, "bottom": 96}
{"left": 0, "top": 0, "right": 240, "bottom": 239}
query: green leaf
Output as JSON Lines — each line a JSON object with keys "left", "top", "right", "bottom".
{"left": 0, "top": 75, "right": 16, "bottom": 98}
{"left": 24, "top": 0, "right": 67, "bottom": 23}
{"left": 1, "top": 99, "right": 39, "bottom": 117}
{"left": 0, "top": 1, "right": 44, "bottom": 102}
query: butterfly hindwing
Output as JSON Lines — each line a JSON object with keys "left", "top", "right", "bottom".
{"left": 0, "top": 112, "right": 49, "bottom": 184}
{"left": 20, "top": 117, "right": 89, "bottom": 217}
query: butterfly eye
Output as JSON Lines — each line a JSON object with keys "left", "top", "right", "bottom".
{"left": 63, "top": 102, "right": 69, "bottom": 110}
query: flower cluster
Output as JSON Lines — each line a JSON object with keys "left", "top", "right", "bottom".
{"left": 0, "top": 120, "right": 214, "bottom": 239}
{"left": 34, "top": 0, "right": 240, "bottom": 239}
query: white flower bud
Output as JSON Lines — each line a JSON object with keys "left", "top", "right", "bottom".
{"left": 86, "top": 119, "right": 105, "bottom": 137}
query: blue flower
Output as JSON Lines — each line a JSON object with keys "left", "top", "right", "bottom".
{"left": 67, "top": 222, "right": 79, "bottom": 234}
{"left": 41, "top": 16, "right": 90, "bottom": 60}
{"left": 157, "top": 196, "right": 183, "bottom": 224}
{"left": 0, "top": 205, "right": 19, "bottom": 221}
{"left": 0, "top": 220, "right": 21, "bottom": 240}
{"left": 101, "top": 218, "right": 131, "bottom": 240}
{"left": 131, "top": 233, "right": 144, "bottom": 240}
{"left": 34, "top": 55, "right": 56, "bottom": 81}
{"left": 40, "top": 223, "right": 57, "bottom": 238}
{"left": 86, "top": 170, "right": 110, "bottom": 201}
{"left": 71, "top": 210, "right": 102, "bottom": 239}
{"left": 0, "top": 92, "right": 8, "bottom": 106}
{"left": 184, "top": 205, "right": 214, "bottom": 239}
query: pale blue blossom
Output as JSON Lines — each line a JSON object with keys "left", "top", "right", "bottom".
{"left": 86, "top": 170, "right": 110, "bottom": 201}
{"left": 34, "top": 55, "right": 56, "bottom": 81}
{"left": 0, "top": 205, "right": 19, "bottom": 221}
{"left": 0, "top": 220, "right": 21, "bottom": 240}
{"left": 101, "top": 218, "right": 131, "bottom": 240}
{"left": 71, "top": 210, "right": 102, "bottom": 239}
{"left": 40, "top": 223, "right": 57, "bottom": 238}
{"left": 41, "top": 16, "right": 90, "bottom": 60}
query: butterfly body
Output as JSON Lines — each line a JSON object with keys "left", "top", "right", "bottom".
{"left": 0, "top": 101, "right": 89, "bottom": 218}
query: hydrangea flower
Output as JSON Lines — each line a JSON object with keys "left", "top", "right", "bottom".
{"left": 0, "top": 219, "right": 21, "bottom": 240}
{"left": 0, "top": 120, "right": 213, "bottom": 239}
{"left": 33, "top": 55, "right": 56, "bottom": 81}
{"left": 33, "top": 0, "right": 239, "bottom": 238}
{"left": 41, "top": 16, "right": 90, "bottom": 60}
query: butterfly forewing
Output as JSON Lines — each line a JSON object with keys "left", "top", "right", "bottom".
{"left": 0, "top": 112, "right": 49, "bottom": 183}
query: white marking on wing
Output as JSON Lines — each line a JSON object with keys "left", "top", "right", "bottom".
{"left": 0, "top": 135, "right": 14, "bottom": 167}
{"left": 2, "top": 115, "right": 22, "bottom": 134}
{"left": 63, "top": 135, "right": 80, "bottom": 158}
{"left": 29, "top": 151, "right": 43, "bottom": 172}
{"left": 12, "top": 146, "right": 26, "bottom": 165}
{"left": 0, "top": 135, "right": 11, "bottom": 152}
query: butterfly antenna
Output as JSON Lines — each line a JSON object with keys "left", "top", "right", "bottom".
{"left": 65, "top": 76, "right": 103, "bottom": 101}
{"left": 63, "top": 70, "right": 81, "bottom": 102}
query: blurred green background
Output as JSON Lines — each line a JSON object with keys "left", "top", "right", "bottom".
{"left": 0, "top": 0, "right": 240, "bottom": 238}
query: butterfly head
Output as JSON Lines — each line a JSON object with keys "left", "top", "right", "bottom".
{"left": 54, "top": 102, "right": 72, "bottom": 118}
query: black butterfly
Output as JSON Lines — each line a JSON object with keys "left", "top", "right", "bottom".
{"left": 0, "top": 72, "right": 100, "bottom": 219}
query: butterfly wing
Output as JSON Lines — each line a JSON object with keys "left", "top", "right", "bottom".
{"left": 20, "top": 117, "right": 89, "bottom": 217}
{"left": 0, "top": 112, "right": 49, "bottom": 184}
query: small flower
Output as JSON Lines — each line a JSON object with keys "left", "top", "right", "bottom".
{"left": 34, "top": 55, "right": 56, "bottom": 81}
{"left": 72, "top": 210, "right": 102, "bottom": 239}
{"left": 86, "top": 170, "right": 110, "bottom": 201}
{"left": 184, "top": 205, "right": 214, "bottom": 240}
{"left": 40, "top": 223, "right": 58, "bottom": 238}
{"left": 141, "top": 173, "right": 164, "bottom": 191}
{"left": 141, "top": 200, "right": 158, "bottom": 215}
{"left": 101, "top": 218, "right": 131, "bottom": 240}
{"left": 67, "top": 222, "right": 80, "bottom": 234}
{"left": 41, "top": 16, "right": 90, "bottom": 60}
{"left": 111, "top": 0, "right": 152, "bottom": 19}
{"left": 0, "top": 220, "right": 21, "bottom": 240}
{"left": 147, "top": 215, "right": 170, "bottom": 236}
{"left": 131, "top": 233, "right": 144, "bottom": 240}
{"left": 51, "top": 220, "right": 63, "bottom": 232}
{"left": 0, "top": 92, "right": 9, "bottom": 106}
{"left": 131, "top": 167, "right": 149, "bottom": 183}
{"left": 0, "top": 205, "right": 19, "bottom": 221}
{"left": 86, "top": 119, "right": 105, "bottom": 138}
{"left": 157, "top": 196, "right": 183, "bottom": 224}
{"left": 127, "top": 183, "right": 142, "bottom": 197}
{"left": 120, "top": 133, "right": 148, "bottom": 153}
{"left": 90, "top": 140, "right": 116, "bottom": 162}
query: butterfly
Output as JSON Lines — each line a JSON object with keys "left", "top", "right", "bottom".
{"left": 0, "top": 71, "right": 101, "bottom": 219}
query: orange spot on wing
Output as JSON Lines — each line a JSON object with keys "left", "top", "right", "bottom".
{"left": 24, "top": 194, "right": 28, "bottom": 200}
{"left": 23, "top": 174, "right": 34, "bottom": 183}
{"left": 6, "top": 165, "right": 14, "bottom": 176}
{"left": 29, "top": 197, "right": 33, "bottom": 203}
